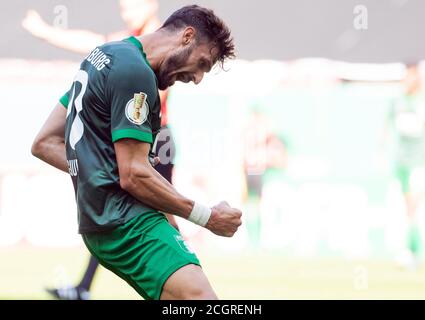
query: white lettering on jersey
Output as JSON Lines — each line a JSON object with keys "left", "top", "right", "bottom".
{"left": 68, "top": 70, "right": 88, "bottom": 150}
{"left": 67, "top": 159, "right": 79, "bottom": 176}
{"left": 86, "top": 48, "right": 111, "bottom": 71}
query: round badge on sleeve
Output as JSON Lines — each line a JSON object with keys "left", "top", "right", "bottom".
{"left": 125, "top": 92, "right": 149, "bottom": 125}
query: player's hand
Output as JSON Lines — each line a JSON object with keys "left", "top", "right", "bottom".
{"left": 205, "top": 201, "right": 242, "bottom": 237}
{"left": 22, "top": 10, "right": 49, "bottom": 38}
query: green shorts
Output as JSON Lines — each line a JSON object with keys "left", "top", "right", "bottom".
{"left": 82, "top": 211, "right": 201, "bottom": 300}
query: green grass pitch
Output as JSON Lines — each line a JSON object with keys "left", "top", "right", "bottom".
{"left": 1, "top": 245, "right": 425, "bottom": 299}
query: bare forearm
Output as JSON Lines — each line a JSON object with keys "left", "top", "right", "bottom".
{"left": 123, "top": 165, "right": 194, "bottom": 219}
{"left": 32, "top": 103, "right": 68, "bottom": 172}
{"left": 115, "top": 139, "right": 242, "bottom": 237}
{"left": 32, "top": 137, "right": 68, "bottom": 173}
{"left": 41, "top": 27, "right": 105, "bottom": 54}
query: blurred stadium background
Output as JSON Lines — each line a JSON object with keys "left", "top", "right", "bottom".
{"left": 1, "top": 0, "right": 425, "bottom": 299}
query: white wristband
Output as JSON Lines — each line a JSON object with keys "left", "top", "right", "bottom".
{"left": 188, "top": 202, "right": 212, "bottom": 227}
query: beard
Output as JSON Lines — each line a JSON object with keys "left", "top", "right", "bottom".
{"left": 156, "top": 44, "right": 193, "bottom": 90}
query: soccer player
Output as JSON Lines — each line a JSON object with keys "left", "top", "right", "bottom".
{"left": 31, "top": 5, "right": 241, "bottom": 300}
{"left": 387, "top": 62, "right": 425, "bottom": 269}
{"left": 24, "top": 0, "right": 179, "bottom": 300}
{"left": 22, "top": 0, "right": 162, "bottom": 53}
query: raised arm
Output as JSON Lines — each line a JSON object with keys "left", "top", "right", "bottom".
{"left": 31, "top": 103, "right": 68, "bottom": 173}
{"left": 22, "top": 10, "right": 105, "bottom": 54}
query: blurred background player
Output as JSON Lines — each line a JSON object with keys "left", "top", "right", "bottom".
{"left": 22, "top": 0, "right": 179, "bottom": 299}
{"left": 22, "top": 0, "right": 161, "bottom": 53}
{"left": 388, "top": 62, "right": 425, "bottom": 269}
{"left": 243, "top": 108, "right": 288, "bottom": 247}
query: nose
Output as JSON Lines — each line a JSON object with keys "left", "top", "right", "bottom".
{"left": 193, "top": 72, "right": 204, "bottom": 85}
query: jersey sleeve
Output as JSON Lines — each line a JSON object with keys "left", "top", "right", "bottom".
{"left": 59, "top": 87, "right": 73, "bottom": 109}
{"left": 106, "top": 61, "right": 154, "bottom": 144}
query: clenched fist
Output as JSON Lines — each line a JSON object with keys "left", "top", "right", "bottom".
{"left": 205, "top": 201, "right": 242, "bottom": 237}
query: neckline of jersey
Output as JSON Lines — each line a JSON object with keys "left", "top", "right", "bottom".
{"left": 125, "top": 36, "right": 153, "bottom": 70}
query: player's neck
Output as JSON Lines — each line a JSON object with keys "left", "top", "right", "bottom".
{"left": 137, "top": 30, "right": 178, "bottom": 73}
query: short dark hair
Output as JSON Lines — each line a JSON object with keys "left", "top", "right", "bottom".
{"left": 161, "top": 5, "right": 235, "bottom": 68}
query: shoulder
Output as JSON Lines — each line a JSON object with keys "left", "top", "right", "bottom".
{"left": 102, "top": 40, "right": 148, "bottom": 70}
{"left": 107, "top": 45, "right": 155, "bottom": 87}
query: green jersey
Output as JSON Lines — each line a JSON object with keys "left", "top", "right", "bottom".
{"left": 61, "top": 37, "right": 161, "bottom": 233}
{"left": 389, "top": 93, "right": 425, "bottom": 167}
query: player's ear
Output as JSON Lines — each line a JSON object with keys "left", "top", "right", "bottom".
{"left": 181, "top": 27, "right": 196, "bottom": 46}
